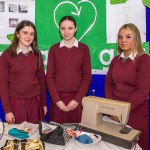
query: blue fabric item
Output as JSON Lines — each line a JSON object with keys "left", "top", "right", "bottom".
{"left": 8, "top": 128, "right": 29, "bottom": 139}
{"left": 75, "top": 134, "right": 93, "bottom": 144}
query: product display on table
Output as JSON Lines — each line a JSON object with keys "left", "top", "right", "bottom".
{"left": 0, "top": 122, "right": 142, "bottom": 150}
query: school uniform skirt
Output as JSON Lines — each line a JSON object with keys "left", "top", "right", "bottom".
{"left": 10, "top": 95, "right": 44, "bottom": 124}
{"left": 49, "top": 92, "right": 82, "bottom": 123}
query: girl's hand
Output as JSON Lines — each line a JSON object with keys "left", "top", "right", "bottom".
{"left": 5, "top": 112, "right": 15, "bottom": 124}
{"left": 56, "top": 101, "right": 69, "bottom": 112}
{"left": 44, "top": 106, "right": 47, "bottom": 115}
{"left": 67, "top": 100, "right": 79, "bottom": 111}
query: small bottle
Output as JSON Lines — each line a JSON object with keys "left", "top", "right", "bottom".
{"left": 92, "top": 89, "right": 95, "bottom": 96}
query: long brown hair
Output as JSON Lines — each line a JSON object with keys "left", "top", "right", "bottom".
{"left": 6, "top": 20, "right": 41, "bottom": 68}
{"left": 117, "top": 23, "right": 145, "bottom": 56}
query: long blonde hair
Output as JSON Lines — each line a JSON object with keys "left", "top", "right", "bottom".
{"left": 117, "top": 23, "right": 145, "bottom": 56}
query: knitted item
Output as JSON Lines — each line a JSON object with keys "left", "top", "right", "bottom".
{"left": 8, "top": 128, "right": 29, "bottom": 139}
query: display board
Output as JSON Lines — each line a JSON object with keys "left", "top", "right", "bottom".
{"left": 0, "top": 0, "right": 149, "bottom": 74}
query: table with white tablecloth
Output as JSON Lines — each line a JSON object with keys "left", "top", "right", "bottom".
{"left": 0, "top": 124, "right": 142, "bottom": 150}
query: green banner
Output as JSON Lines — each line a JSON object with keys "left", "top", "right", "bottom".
{"left": 0, "top": 0, "right": 149, "bottom": 74}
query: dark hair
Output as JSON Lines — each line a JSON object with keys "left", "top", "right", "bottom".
{"left": 6, "top": 20, "right": 41, "bottom": 68}
{"left": 59, "top": 16, "right": 76, "bottom": 28}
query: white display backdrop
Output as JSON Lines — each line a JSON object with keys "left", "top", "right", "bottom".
{"left": 0, "top": 0, "right": 35, "bottom": 44}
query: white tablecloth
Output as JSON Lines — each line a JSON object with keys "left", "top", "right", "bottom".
{"left": 0, "top": 124, "right": 142, "bottom": 150}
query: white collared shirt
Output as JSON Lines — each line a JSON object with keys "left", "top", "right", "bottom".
{"left": 59, "top": 38, "right": 78, "bottom": 48}
{"left": 119, "top": 52, "right": 137, "bottom": 61}
{"left": 16, "top": 46, "right": 33, "bottom": 55}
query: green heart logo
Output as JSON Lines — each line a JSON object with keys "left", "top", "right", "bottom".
{"left": 54, "top": 0, "right": 97, "bottom": 41}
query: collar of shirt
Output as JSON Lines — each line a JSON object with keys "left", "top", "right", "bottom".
{"left": 16, "top": 46, "right": 33, "bottom": 55}
{"left": 119, "top": 52, "right": 137, "bottom": 61}
{"left": 59, "top": 38, "right": 78, "bottom": 48}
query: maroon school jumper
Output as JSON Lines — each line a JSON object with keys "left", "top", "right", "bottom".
{"left": 105, "top": 54, "right": 150, "bottom": 150}
{"left": 0, "top": 50, "right": 46, "bottom": 123}
{"left": 46, "top": 42, "right": 92, "bottom": 123}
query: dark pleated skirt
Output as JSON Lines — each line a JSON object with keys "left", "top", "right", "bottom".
{"left": 10, "top": 95, "right": 44, "bottom": 124}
